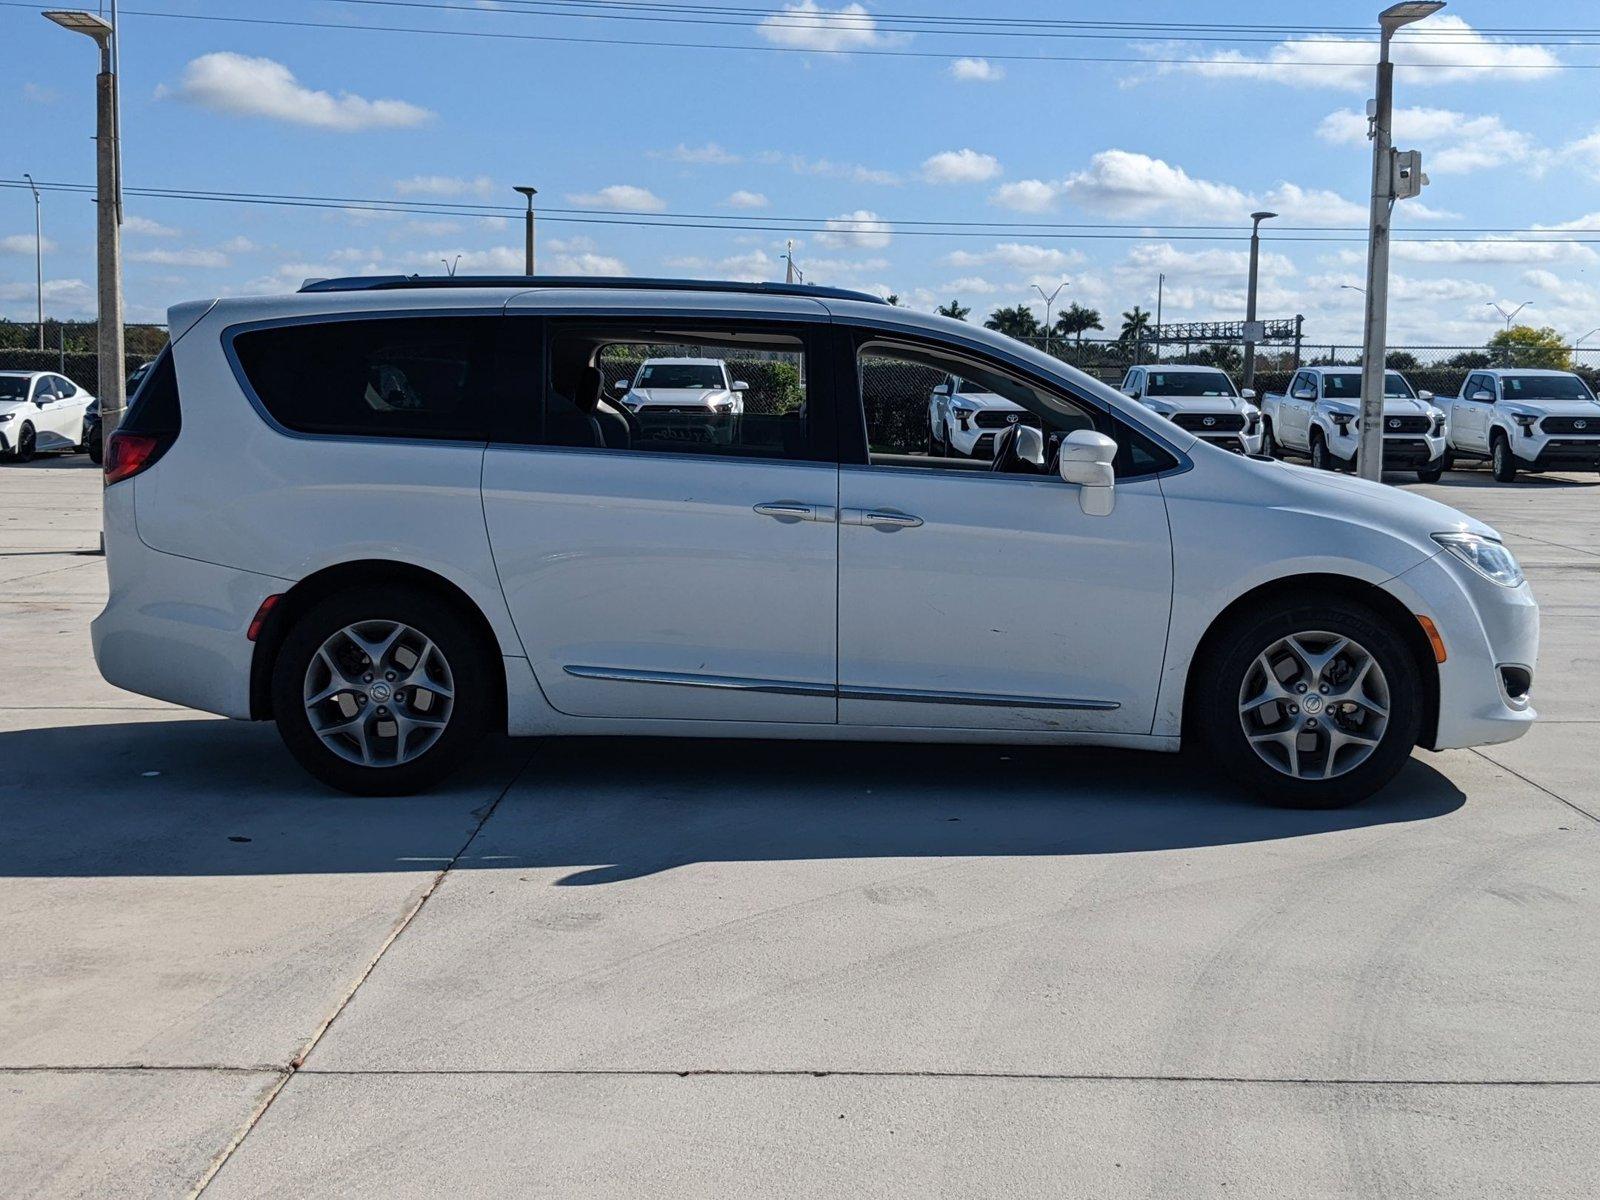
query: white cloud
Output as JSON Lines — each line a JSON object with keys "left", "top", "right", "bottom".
{"left": 816, "top": 210, "right": 893, "bottom": 249}
{"left": 1317, "top": 106, "right": 1540, "bottom": 174}
{"left": 943, "top": 243, "right": 1086, "bottom": 274}
{"left": 1261, "top": 182, "right": 1366, "bottom": 226}
{"left": 922, "top": 148, "right": 1002, "bottom": 185}
{"left": 22, "top": 82, "right": 58, "bottom": 104}
{"left": 127, "top": 246, "right": 231, "bottom": 268}
{"left": 949, "top": 57, "right": 1004, "bottom": 83}
{"left": 942, "top": 275, "right": 1001, "bottom": 294}
{"left": 0, "top": 278, "right": 92, "bottom": 318}
{"left": 123, "top": 215, "right": 180, "bottom": 237}
{"left": 1564, "top": 129, "right": 1600, "bottom": 181}
{"left": 1160, "top": 16, "right": 1561, "bottom": 91}
{"left": 394, "top": 174, "right": 495, "bottom": 198}
{"left": 724, "top": 190, "right": 769, "bottom": 209}
{"left": 665, "top": 250, "right": 777, "bottom": 282}
{"left": 566, "top": 184, "right": 667, "bottom": 212}
{"left": 659, "top": 142, "right": 742, "bottom": 165}
{"left": 1, "top": 233, "right": 55, "bottom": 255}
{"left": 1063, "top": 150, "right": 1249, "bottom": 220}
{"left": 160, "top": 52, "right": 433, "bottom": 131}
{"left": 758, "top": 1, "right": 882, "bottom": 52}
{"left": 788, "top": 155, "right": 900, "bottom": 185}
{"left": 1119, "top": 242, "right": 1297, "bottom": 280}
{"left": 989, "top": 179, "right": 1065, "bottom": 213}
{"left": 1391, "top": 238, "right": 1598, "bottom": 267}
{"left": 403, "top": 219, "right": 465, "bottom": 237}
{"left": 405, "top": 238, "right": 625, "bottom": 276}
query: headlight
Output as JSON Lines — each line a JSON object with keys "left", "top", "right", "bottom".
{"left": 0, "top": 412, "right": 13, "bottom": 423}
{"left": 1245, "top": 410, "right": 1261, "bottom": 432}
{"left": 1432, "top": 532, "right": 1525, "bottom": 588}
{"left": 1511, "top": 412, "right": 1538, "bottom": 436}
{"left": 1328, "top": 408, "right": 1356, "bottom": 434}
{"left": 1431, "top": 410, "right": 1446, "bottom": 435}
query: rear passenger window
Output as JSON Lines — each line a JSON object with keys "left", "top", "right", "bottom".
{"left": 233, "top": 316, "right": 494, "bottom": 440}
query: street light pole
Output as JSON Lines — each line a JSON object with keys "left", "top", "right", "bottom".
{"left": 1032, "top": 279, "right": 1068, "bottom": 356}
{"left": 23, "top": 174, "right": 43, "bottom": 350}
{"left": 1488, "top": 301, "right": 1531, "bottom": 331}
{"left": 513, "top": 186, "right": 537, "bottom": 274}
{"left": 1243, "top": 211, "right": 1276, "bottom": 392}
{"left": 1154, "top": 272, "right": 1165, "bottom": 364}
{"left": 44, "top": 9, "right": 125, "bottom": 442}
{"left": 1357, "top": 1, "right": 1445, "bottom": 482}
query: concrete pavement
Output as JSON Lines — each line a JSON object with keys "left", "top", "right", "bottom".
{"left": 1, "top": 456, "right": 1595, "bottom": 1197}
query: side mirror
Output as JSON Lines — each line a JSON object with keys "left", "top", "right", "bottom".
{"left": 1418, "top": 390, "right": 1434, "bottom": 401}
{"left": 1471, "top": 390, "right": 1494, "bottom": 402}
{"left": 1292, "top": 386, "right": 1316, "bottom": 400}
{"left": 1120, "top": 385, "right": 1139, "bottom": 398}
{"left": 731, "top": 380, "right": 749, "bottom": 392}
{"left": 1240, "top": 388, "right": 1257, "bottom": 401}
{"left": 612, "top": 379, "right": 630, "bottom": 392}
{"left": 1058, "top": 429, "right": 1118, "bottom": 516}
{"left": 931, "top": 383, "right": 951, "bottom": 397}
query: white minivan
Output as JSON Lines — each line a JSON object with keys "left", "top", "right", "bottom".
{"left": 93, "top": 277, "right": 1538, "bottom": 807}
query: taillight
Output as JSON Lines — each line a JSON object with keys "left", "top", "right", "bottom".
{"left": 104, "top": 432, "right": 166, "bottom": 485}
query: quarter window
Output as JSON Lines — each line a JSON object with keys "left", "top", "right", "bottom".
{"left": 233, "top": 316, "right": 496, "bottom": 440}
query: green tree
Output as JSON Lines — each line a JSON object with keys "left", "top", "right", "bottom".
{"left": 1386, "top": 350, "right": 1422, "bottom": 371}
{"left": 936, "top": 299, "right": 971, "bottom": 321}
{"left": 984, "top": 304, "right": 1044, "bottom": 342}
{"left": 1054, "top": 303, "right": 1104, "bottom": 344}
{"left": 1445, "top": 350, "right": 1491, "bottom": 369}
{"left": 884, "top": 293, "right": 902, "bottom": 307}
{"left": 1181, "top": 343, "right": 1243, "bottom": 373}
{"left": 1487, "top": 325, "right": 1571, "bottom": 369}
{"left": 1118, "top": 305, "right": 1152, "bottom": 345}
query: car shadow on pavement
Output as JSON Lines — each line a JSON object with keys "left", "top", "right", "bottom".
{"left": 0, "top": 718, "right": 1465, "bottom": 881}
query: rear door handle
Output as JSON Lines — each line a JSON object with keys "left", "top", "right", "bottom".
{"left": 842, "top": 508, "right": 923, "bottom": 529}
{"left": 754, "top": 502, "right": 836, "bottom": 523}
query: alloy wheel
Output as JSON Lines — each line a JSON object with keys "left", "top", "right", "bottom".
{"left": 1237, "top": 630, "right": 1390, "bottom": 780}
{"left": 302, "top": 619, "right": 455, "bottom": 767}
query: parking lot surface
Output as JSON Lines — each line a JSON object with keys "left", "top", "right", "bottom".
{"left": 2, "top": 457, "right": 1596, "bottom": 1197}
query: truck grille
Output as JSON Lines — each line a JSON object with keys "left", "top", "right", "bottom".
{"left": 1381, "top": 415, "right": 1431, "bottom": 434}
{"left": 973, "top": 410, "right": 1040, "bottom": 430}
{"left": 1541, "top": 415, "right": 1600, "bottom": 435}
{"left": 1171, "top": 412, "right": 1245, "bottom": 433}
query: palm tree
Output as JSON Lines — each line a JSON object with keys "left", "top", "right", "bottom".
{"left": 984, "top": 304, "right": 1044, "bottom": 342}
{"left": 1054, "top": 303, "right": 1103, "bottom": 344}
{"left": 1118, "top": 305, "right": 1152, "bottom": 345}
{"left": 937, "top": 299, "right": 971, "bottom": 321}
{"left": 884, "top": 293, "right": 902, "bottom": 307}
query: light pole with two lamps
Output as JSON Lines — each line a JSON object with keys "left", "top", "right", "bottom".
{"left": 1488, "top": 301, "right": 1532, "bottom": 331}
{"left": 1032, "top": 280, "right": 1068, "bottom": 356}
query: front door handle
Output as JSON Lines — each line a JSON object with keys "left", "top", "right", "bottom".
{"left": 754, "top": 501, "right": 836, "bottom": 523}
{"left": 842, "top": 508, "right": 923, "bottom": 529}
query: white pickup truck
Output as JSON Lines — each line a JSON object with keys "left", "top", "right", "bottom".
{"left": 1261, "top": 366, "right": 1448, "bottom": 481}
{"left": 1444, "top": 368, "right": 1600, "bottom": 482}
{"left": 1116, "top": 364, "right": 1263, "bottom": 455}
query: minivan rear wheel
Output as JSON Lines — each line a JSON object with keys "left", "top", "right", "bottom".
{"left": 271, "top": 585, "right": 491, "bottom": 795}
{"left": 1193, "top": 598, "right": 1421, "bottom": 808}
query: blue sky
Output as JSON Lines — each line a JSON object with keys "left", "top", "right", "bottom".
{"left": 4, "top": 0, "right": 1600, "bottom": 345}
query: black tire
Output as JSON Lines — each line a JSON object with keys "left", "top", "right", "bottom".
{"left": 271, "top": 584, "right": 493, "bottom": 795}
{"left": 9, "top": 422, "right": 36, "bottom": 464}
{"left": 1416, "top": 462, "right": 1444, "bottom": 483}
{"left": 1309, "top": 430, "right": 1333, "bottom": 471}
{"left": 87, "top": 427, "right": 102, "bottom": 466}
{"left": 1191, "top": 597, "right": 1422, "bottom": 809}
{"left": 1491, "top": 433, "right": 1518, "bottom": 483}
{"left": 1260, "top": 419, "right": 1279, "bottom": 459}
{"left": 928, "top": 419, "right": 946, "bottom": 457}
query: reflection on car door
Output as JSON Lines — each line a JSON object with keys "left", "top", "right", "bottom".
{"left": 482, "top": 312, "right": 840, "bottom": 724}
{"left": 836, "top": 334, "right": 1175, "bottom": 735}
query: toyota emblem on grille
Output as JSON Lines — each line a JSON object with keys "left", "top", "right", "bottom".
{"left": 1006, "top": 413, "right": 1019, "bottom": 423}
{"left": 1203, "top": 416, "right": 1216, "bottom": 426}
{"left": 1387, "top": 418, "right": 1401, "bottom": 429}
{"left": 1578, "top": 420, "right": 1590, "bottom": 429}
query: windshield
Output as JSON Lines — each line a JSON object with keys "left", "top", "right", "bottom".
{"left": 1146, "top": 371, "right": 1236, "bottom": 398}
{"left": 638, "top": 363, "right": 724, "bottom": 389}
{"left": 0, "top": 377, "right": 28, "bottom": 402}
{"left": 1501, "top": 374, "right": 1595, "bottom": 402}
{"left": 1323, "top": 371, "right": 1414, "bottom": 400}
{"left": 955, "top": 377, "right": 991, "bottom": 395}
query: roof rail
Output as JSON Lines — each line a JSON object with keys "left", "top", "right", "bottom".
{"left": 296, "top": 274, "right": 887, "bottom": 304}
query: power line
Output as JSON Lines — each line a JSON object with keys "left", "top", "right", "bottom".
{"left": 6, "top": 179, "right": 1599, "bottom": 244}
{"left": 5, "top": 3, "right": 1598, "bottom": 69}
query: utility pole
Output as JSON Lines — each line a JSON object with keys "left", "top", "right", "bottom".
{"left": 1243, "top": 210, "right": 1276, "bottom": 393}
{"left": 1357, "top": 1, "right": 1444, "bottom": 481}
{"left": 45, "top": 9, "right": 125, "bottom": 442}
{"left": 23, "top": 174, "right": 43, "bottom": 350}
{"left": 1154, "top": 273, "right": 1164, "bottom": 364}
{"left": 514, "top": 185, "right": 537, "bottom": 274}
{"left": 1032, "top": 279, "right": 1068, "bottom": 356}
{"left": 784, "top": 239, "right": 797, "bottom": 284}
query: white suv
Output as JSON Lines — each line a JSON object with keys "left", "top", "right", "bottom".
{"left": 927, "top": 373, "right": 1035, "bottom": 459}
{"left": 1445, "top": 368, "right": 1600, "bottom": 482}
{"left": 1261, "top": 366, "right": 1448, "bottom": 480}
{"left": 93, "top": 276, "right": 1538, "bottom": 807}
{"left": 1117, "top": 365, "right": 1263, "bottom": 455}
{"left": 615, "top": 356, "right": 746, "bottom": 415}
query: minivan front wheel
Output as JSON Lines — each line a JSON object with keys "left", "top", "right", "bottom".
{"left": 271, "top": 585, "right": 491, "bottom": 794}
{"left": 1194, "top": 599, "right": 1421, "bottom": 808}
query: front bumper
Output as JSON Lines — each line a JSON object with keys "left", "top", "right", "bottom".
{"left": 1195, "top": 430, "right": 1264, "bottom": 455}
{"left": 1386, "top": 549, "right": 1538, "bottom": 751}
{"left": 1327, "top": 427, "right": 1448, "bottom": 469}
{"left": 1516, "top": 435, "right": 1600, "bottom": 471}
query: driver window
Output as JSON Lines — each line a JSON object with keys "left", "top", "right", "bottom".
{"left": 856, "top": 340, "right": 1094, "bottom": 472}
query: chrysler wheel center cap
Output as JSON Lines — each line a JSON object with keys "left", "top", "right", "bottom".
{"left": 1302, "top": 694, "right": 1324, "bottom": 715}
{"left": 369, "top": 682, "right": 392, "bottom": 702}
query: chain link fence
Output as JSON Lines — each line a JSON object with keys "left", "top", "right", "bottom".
{"left": 0, "top": 321, "right": 170, "bottom": 392}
